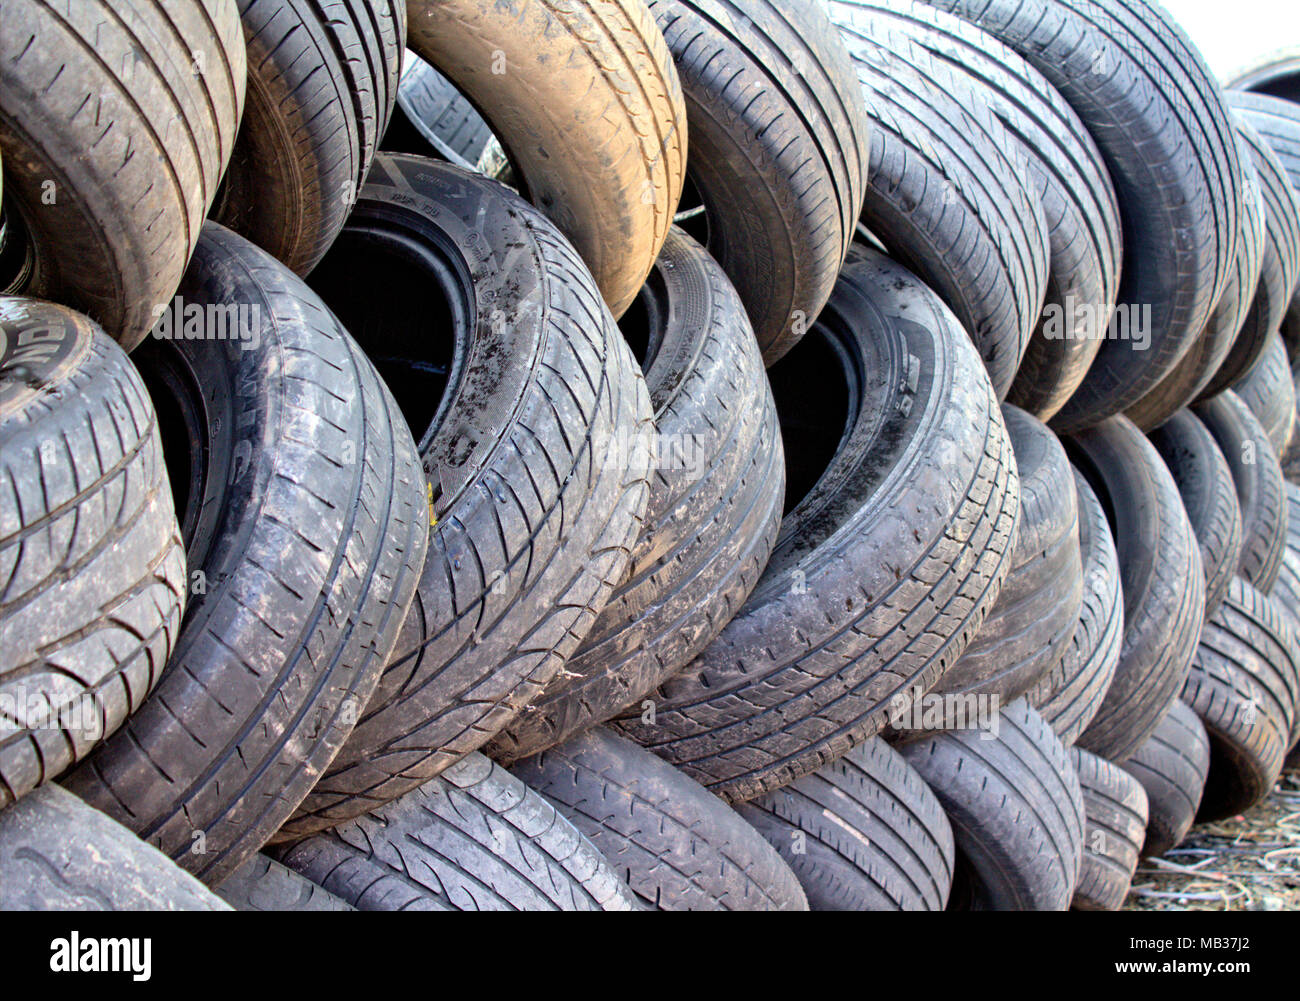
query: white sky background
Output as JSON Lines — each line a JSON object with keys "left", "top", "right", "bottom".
{"left": 1159, "top": 0, "right": 1299, "bottom": 81}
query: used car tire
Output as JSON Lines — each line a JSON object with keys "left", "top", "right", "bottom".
{"left": 63, "top": 222, "right": 430, "bottom": 885}
{"left": 1235, "top": 329, "right": 1296, "bottom": 458}
{"left": 900, "top": 699, "right": 1085, "bottom": 911}
{"left": 1194, "top": 390, "right": 1288, "bottom": 592}
{"left": 1126, "top": 129, "right": 1266, "bottom": 430}
{"left": 0, "top": 0, "right": 245, "bottom": 349}
{"left": 281, "top": 155, "right": 654, "bottom": 837}
{"left": 1069, "top": 746, "right": 1148, "bottom": 911}
{"left": 903, "top": 405, "right": 1081, "bottom": 731}
{"left": 1201, "top": 109, "right": 1300, "bottom": 395}
{"left": 0, "top": 784, "right": 227, "bottom": 910}
{"left": 512, "top": 727, "right": 808, "bottom": 911}
{"left": 1121, "top": 700, "right": 1211, "bottom": 859}
{"left": 924, "top": 0, "right": 1244, "bottom": 431}
{"left": 833, "top": 0, "right": 1120, "bottom": 422}
{"left": 276, "top": 752, "right": 640, "bottom": 911}
{"left": 648, "top": 0, "right": 870, "bottom": 363}
{"left": 489, "top": 228, "right": 784, "bottom": 764}
{"left": 735, "top": 737, "right": 955, "bottom": 911}
{"left": 613, "top": 245, "right": 1020, "bottom": 803}
{"left": 1, "top": 299, "right": 186, "bottom": 808}
{"left": 405, "top": 0, "right": 687, "bottom": 318}
{"left": 831, "top": 2, "right": 1050, "bottom": 398}
{"left": 1228, "top": 48, "right": 1300, "bottom": 103}
{"left": 212, "top": 0, "right": 404, "bottom": 274}
{"left": 1066, "top": 415, "right": 1205, "bottom": 760}
{"left": 391, "top": 52, "right": 494, "bottom": 170}
{"left": 1182, "top": 577, "right": 1297, "bottom": 820}
{"left": 1026, "top": 468, "right": 1123, "bottom": 747}
{"left": 1148, "top": 409, "right": 1245, "bottom": 617}
{"left": 213, "top": 854, "right": 353, "bottom": 912}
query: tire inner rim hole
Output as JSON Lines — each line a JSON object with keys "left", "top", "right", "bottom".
{"left": 618, "top": 262, "right": 670, "bottom": 376}
{"left": 767, "top": 321, "right": 855, "bottom": 515}
{"left": 135, "top": 348, "right": 208, "bottom": 558}
{"left": 308, "top": 224, "right": 464, "bottom": 454}
{"left": 0, "top": 193, "right": 35, "bottom": 296}
{"left": 674, "top": 171, "right": 710, "bottom": 248}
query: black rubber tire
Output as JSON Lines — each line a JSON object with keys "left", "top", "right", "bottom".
{"left": 211, "top": 0, "right": 404, "bottom": 275}
{"left": 1228, "top": 48, "right": 1300, "bottom": 104}
{"left": 213, "top": 854, "right": 353, "bottom": 912}
{"left": 1069, "top": 746, "right": 1148, "bottom": 911}
{"left": 834, "top": 0, "right": 1120, "bottom": 422}
{"left": 392, "top": 52, "right": 493, "bottom": 169}
{"left": 913, "top": 405, "right": 1081, "bottom": 726}
{"left": 734, "top": 737, "right": 955, "bottom": 911}
{"left": 1066, "top": 415, "right": 1205, "bottom": 760}
{"left": 1126, "top": 128, "right": 1266, "bottom": 430}
{"left": 1203, "top": 108, "right": 1300, "bottom": 395}
{"left": 1194, "top": 390, "right": 1289, "bottom": 592}
{"left": 0, "top": 300, "right": 186, "bottom": 808}
{"left": 1121, "top": 700, "right": 1211, "bottom": 859}
{"left": 1027, "top": 468, "right": 1123, "bottom": 747}
{"left": 1183, "top": 577, "right": 1297, "bottom": 820}
{"left": 0, "top": 0, "right": 245, "bottom": 349}
{"left": 62, "top": 222, "right": 429, "bottom": 885}
{"left": 512, "top": 727, "right": 807, "bottom": 911}
{"left": 923, "top": 0, "right": 1244, "bottom": 432}
{"left": 900, "top": 699, "right": 1085, "bottom": 911}
{"left": 0, "top": 784, "right": 227, "bottom": 910}
{"left": 613, "top": 244, "right": 1019, "bottom": 803}
{"left": 1235, "top": 329, "right": 1296, "bottom": 458}
{"left": 1148, "top": 409, "right": 1245, "bottom": 617}
{"left": 405, "top": 0, "right": 687, "bottom": 318}
{"left": 282, "top": 155, "right": 654, "bottom": 836}
{"left": 647, "top": 0, "right": 870, "bottom": 363}
{"left": 489, "top": 229, "right": 784, "bottom": 764}
{"left": 275, "top": 752, "right": 640, "bottom": 911}
{"left": 830, "top": 3, "right": 1049, "bottom": 399}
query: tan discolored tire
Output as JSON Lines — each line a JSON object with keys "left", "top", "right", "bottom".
{"left": 404, "top": 0, "right": 686, "bottom": 318}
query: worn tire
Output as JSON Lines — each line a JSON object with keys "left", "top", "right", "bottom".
{"left": 392, "top": 52, "right": 493, "bottom": 169}
{"left": 924, "top": 0, "right": 1243, "bottom": 431}
{"left": 1183, "top": 577, "right": 1296, "bottom": 820}
{"left": 211, "top": 0, "right": 404, "bottom": 274}
{"left": 910, "top": 405, "right": 1081, "bottom": 727}
{"left": 1203, "top": 108, "right": 1300, "bottom": 394}
{"left": 831, "top": 2, "right": 1049, "bottom": 398}
{"left": 1235, "top": 330, "right": 1296, "bottom": 458}
{"left": 1067, "top": 415, "right": 1205, "bottom": 760}
{"left": 0, "top": 300, "right": 186, "bottom": 808}
{"left": 614, "top": 245, "right": 1020, "bottom": 802}
{"left": 489, "top": 229, "right": 783, "bottom": 763}
{"left": 1027, "top": 468, "right": 1123, "bottom": 747}
{"left": 0, "top": 0, "right": 245, "bottom": 349}
{"left": 405, "top": 0, "right": 686, "bottom": 318}
{"left": 512, "top": 728, "right": 807, "bottom": 911}
{"left": 281, "top": 156, "right": 654, "bottom": 836}
{"left": 735, "top": 737, "right": 955, "bottom": 911}
{"left": 1127, "top": 128, "right": 1266, "bottom": 429}
{"left": 645, "top": 0, "right": 870, "bottom": 363}
{"left": 1194, "top": 390, "right": 1288, "bottom": 592}
{"left": 1228, "top": 49, "right": 1300, "bottom": 103}
{"left": 213, "top": 854, "right": 353, "bottom": 912}
{"left": 0, "top": 784, "right": 227, "bottom": 910}
{"left": 900, "top": 699, "right": 1085, "bottom": 911}
{"left": 62, "top": 222, "right": 429, "bottom": 884}
{"left": 276, "top": 752, "right": 639, "bottom": 911}
{"left": 1070, "top": 746, "right": 1147, "bottom": 911}
{"left": 1148, "top": 409, "right": 1245, "bottom": 617}
{"left": 833, "top": 0, "right": 1120, "bottom": 421}
{"left": 1121, "top": 700, "right": 1211, "bottom": 859}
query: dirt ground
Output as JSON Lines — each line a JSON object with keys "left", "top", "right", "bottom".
{"left": 1124, "top": 764, "right": 1300, "bottom": 911}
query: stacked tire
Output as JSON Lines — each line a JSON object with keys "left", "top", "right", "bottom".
{"left": 3, "top": 0, "right": 1298, "bottom": 913}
